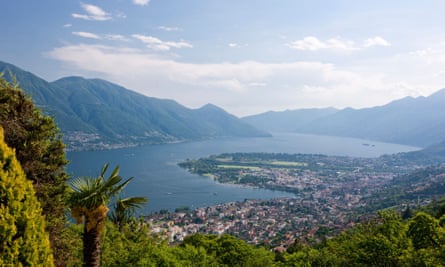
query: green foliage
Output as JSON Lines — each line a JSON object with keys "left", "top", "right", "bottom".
{"left": 60, "top": 224, "right": 84, "bottom": 267}
{"left": 280, "top": 247, "right": 334, "bottom": 267}
{"left": 360, "top": 165, "right": 445, "bottom": 213}
{"left": 0, "top": 74, "right": 69, "bottom": 266}
{"left": 61, "top": 206, "right": 445, "bottom": 267}
{"left": 67, "top": 221, "right": 215, "bottom": 267}
{"left": 421, "top": 196, "right": 445, "bottom": 218}
{"left": 407, "top": 212, "right": 445, "bottom": 250}
{"left": 182, "top": 233, "right": 275, "bottom": 267}
{"left": 68, "top": 163, "right": 147, "bottom": 267}
{"left": 101, "top": 221, "right": 156, "bottom": 266}
{"left": 279, "top": 209, "right": 445, "bottom": 266}
{"left": 0, "top": 127, "right": 54, "bottom": 266}
{"left": 216, "top": 234, "right": 257, "bottom": 266}
{"left": 68, "top": 163, "right": 133, "bottom": 212}
{"left": 108, "top": 196, "right": 148, "bottom": 231}
{"left": 68, "top": 164, "right": 130, "bottom": 267}
{"left": 171, "top": 244, "right": 219, "bottom": 267}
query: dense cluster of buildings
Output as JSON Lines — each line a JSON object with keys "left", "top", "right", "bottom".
{"left": 147, "top": 198, "right": 352, "bottom": 249}
{"left": 146, "top": 152, "right": 423, "bottom": 249}
{"left": 146, "top": 166, "right": 399, "bottom": 249}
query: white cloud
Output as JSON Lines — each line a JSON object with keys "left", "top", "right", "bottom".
{"left": 64, "top": 24, "right": 72, "bottom": 28}
{"left": 228, "top": 43, "right": 248, "bottom": 48}
{"left": 364, "top": 36, "right": 391, "bottom": 47}
{"left": 288, "top": 36, "right": 357, "bottom": 51}
{"left": 289, "top": 36, "right": 392, "bottom": 51}
{"left": 132, "top": 34, "right": 192, "bottom": 51}
{"left": 395, "top": 45, "right": 445, "bottom": 89}
{"left": 133, "top": 0, "right": 150, "bottom": 6}
{"left": 48, "top": 43, "right": 410, "bottom": 116}
{"left": 158, "top": 26, "right": 181, "bottom": 32}
{"left": 287, "top": 36, "right": 325, "bottom": 51}
{"left": 72, "top": 31, "right": 101, "bottom": 39}
{"left": 72, "top": 32, "right": 131, "bottom": 42}
{"left": 47, "top": 37, "right": 445, "bottom": 116}
{"left": 72, "top": 3, "right": 111, "bottom": 21}
{"left": 326, "top": 38, "right": 357, "bottom": 50}
{"left": 411, "top": 48, "right": 433, "bottom": 57}
{"left": 105, "top": 34, "right": 130, "bottom": 42}
{"left": 248, "top": 82, "right": 267, "bottom": 87}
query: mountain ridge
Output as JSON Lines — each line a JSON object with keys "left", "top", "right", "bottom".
{"left": 0, "top": 61, "right": 269, "bottom": 150}
{"left": 4, "top": 60, "right": 444, "bottom": 149}
{"left": 243, "top": 91, "right": 445, "bottom": 147}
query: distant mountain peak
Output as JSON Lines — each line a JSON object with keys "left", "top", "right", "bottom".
{"left": 243, "top": 92, "right": 445, "bottom": 147}
{"left": 199, "top": 103, "right": 221, "bottom": 110}
{"left": 427, "top": 88, "right": 445, "bottom": 100}
{"left": 0, "top": 61, "right": 269, "bottom": 150}
{"left": 54, "top": 76, "right": 86, "bottom": 81}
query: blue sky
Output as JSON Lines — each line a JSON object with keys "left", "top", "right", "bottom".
{"left": 2, "top": 1, "right": 445, "bottom": 116}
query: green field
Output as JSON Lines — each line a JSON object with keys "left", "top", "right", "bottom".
{"left": 270, "top": 161, "right": 308, "bottom": 167}
{"left": 217, "top": 165, "right": 261, "bottom": 170}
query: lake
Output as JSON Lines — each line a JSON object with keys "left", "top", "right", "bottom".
{"left": 67, "top": 133, "right": 420, "bottom": 214}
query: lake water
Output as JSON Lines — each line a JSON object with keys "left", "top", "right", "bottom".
{"left": 67, "top": 133, "right": 420, "bottom": 214}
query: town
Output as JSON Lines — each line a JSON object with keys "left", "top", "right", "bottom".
{"left": 145, "top": 152, "right": 419, "bottom": 249}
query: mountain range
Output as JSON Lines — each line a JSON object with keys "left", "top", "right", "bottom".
{"left": 243, "top": 91, "right": 445, "bottom": 147}
{"left": 3, "top": 60, "right": 445, "bottom": 150}
{"left": 0, "top": 61, "right": 268, "bottom": 150}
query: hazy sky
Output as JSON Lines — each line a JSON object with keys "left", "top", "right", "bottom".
{"left": 2, "top": 1, "right": 445, "bottom": 116}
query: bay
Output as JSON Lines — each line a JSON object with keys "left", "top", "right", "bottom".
{"left": 67, "top": 133, "right": 420, "bottom": 214}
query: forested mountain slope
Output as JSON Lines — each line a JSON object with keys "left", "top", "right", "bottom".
{"left": 0, "top": 61, "right": 268, "bottom": 150}
{"left": 244, "top": 91, "right": 445, "bottom": 147}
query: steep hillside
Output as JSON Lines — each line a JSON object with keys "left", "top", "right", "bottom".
{"left": 242, "top": 108, "right": 339, "bottom": 132}
{"left": 244, "top": 92, "right": 445, "bottom": 147}
{"left": 358, "top": 165, "right": 445, "bottom": 213}
{"left": 0, "top": 61, "right": 269, "bottom": 150}
{"left": 295, "top": 94, "right": 445, "bottom": 147}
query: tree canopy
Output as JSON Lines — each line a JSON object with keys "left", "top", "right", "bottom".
{"left": 0, "top": 127, "right": 54, "bottom": 266}
{"left": 68, "top": 163, "right": 147, "bottom": 267}
{"left": 0, "top": 75, "right": 69, "bottom": 266}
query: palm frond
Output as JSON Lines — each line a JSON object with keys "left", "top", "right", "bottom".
{"left": 109, "top": 196, "right": 147, "bottom": 230}
{"left": 119, "top": 196, "right": 148, "bottom": 209}
{"left": 100, "top": 162, "right": 110, "bottom": 178}
{"left": 108, "top": 165, "right": 120, "bottom": 180}
{"left": 69, "top": 176, "right": 89, "bottom": 192}
{"left": 67, "top": 163, "right": 147, "bottom": 228}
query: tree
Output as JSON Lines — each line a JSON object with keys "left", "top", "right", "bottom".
{"left": 0, "top": 75, "right": 69, "bottom": 266}
{"left": 0, "top": 127, "right": 54, "bottom": 266}
{"left": 108, "top": 196, "right": 147, "bottom": 231}
{"left": 313, "top": 210, "right": 411, "bottom": 266}
{"left": 68, "top": 163, "right": 143, "bottom": 267}
{"left": 407, "top": 212, "right": 445, "bottom": 250}
{"left": 183, "top": 233, "right": 275, "bottom": 266}
{"left": 402, "top": 204, "right": 413, "bottom": 220}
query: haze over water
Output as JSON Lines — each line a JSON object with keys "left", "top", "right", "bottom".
{"left": 67, "top": 133, "right": 419, "bottom": 214}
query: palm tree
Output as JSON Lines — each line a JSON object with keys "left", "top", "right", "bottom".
{"left": 68, "top": 163, "right": 145, "bottom": 267}
{"left": 109, "top": 196, "right": 147, "bottom": 231}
